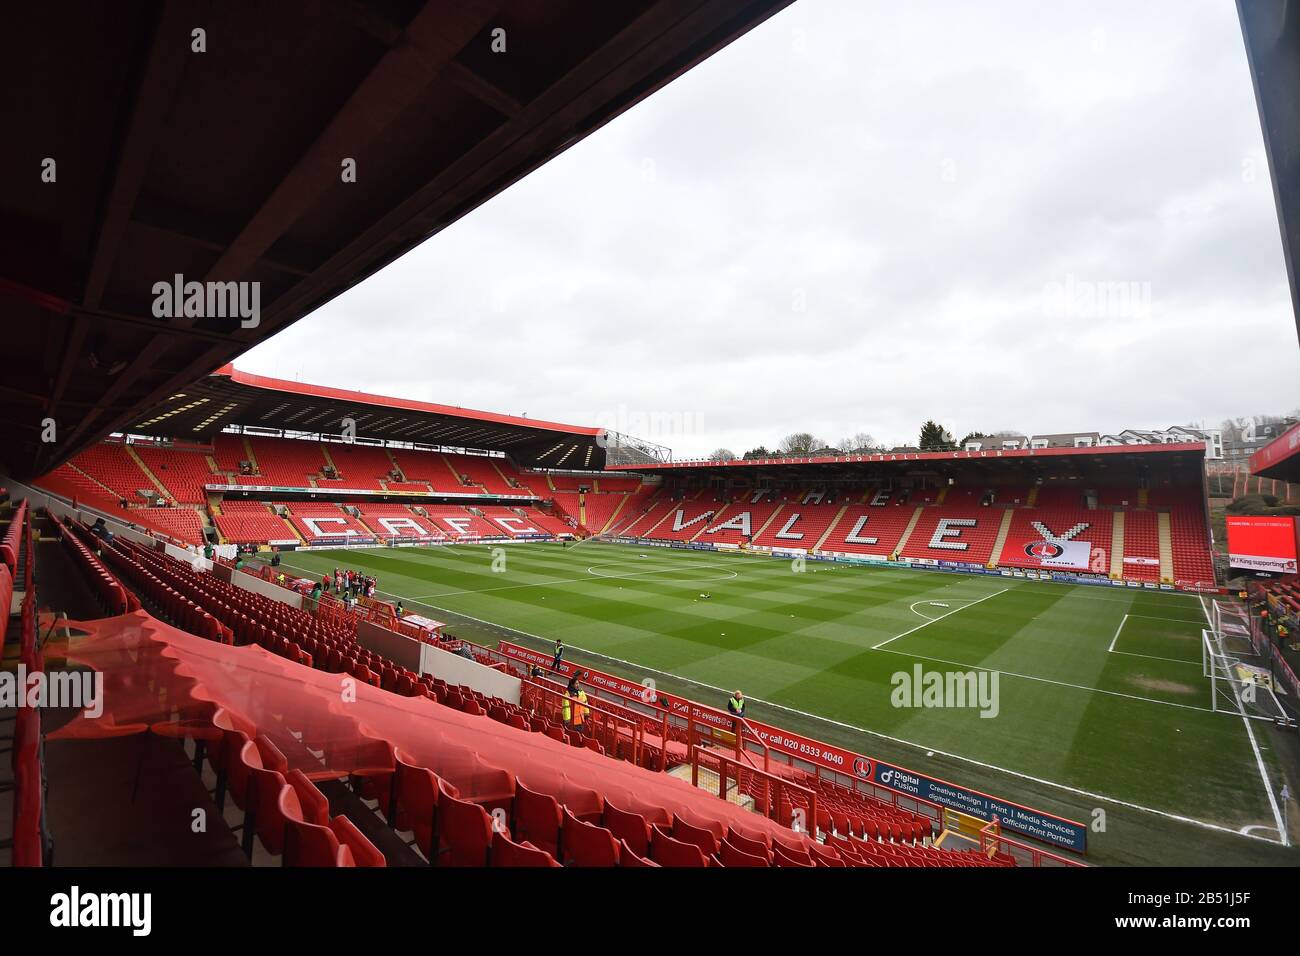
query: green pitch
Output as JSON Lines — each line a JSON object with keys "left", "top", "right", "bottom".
{"left": 277, "top": 540, "right": 1296, "bottom": 866}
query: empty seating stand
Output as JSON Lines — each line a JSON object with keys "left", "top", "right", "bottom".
{"left": 46, "top": 504, "right": 1025, "bottom": 869}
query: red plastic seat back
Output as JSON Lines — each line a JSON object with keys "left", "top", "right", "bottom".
{"left": 720, "top": 839, "right": 770, "bottom": 867}
{"left": 562, "top": 808, "right": 620, "bottom": 867}
{"left": 492, "top": 832, "right": 561, "bottom": 867}
{"left": 331, "top": 816, "right": 386, "bottom": 867}
{"left": 603, "top": 801, "right": 651, "bottom": 858}
{"left": 438, "top": 787, "right": 496, "bottom": 867}
{"left": 651, "top": 829, "right": 708, "bottom": 867}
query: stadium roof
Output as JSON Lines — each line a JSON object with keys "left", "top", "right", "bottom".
{"left": 138, "top": 364, "right": 606, "bottom": 469}
{"left": 1249, "top": 420, "right": 1300, "bottom": 482}
{"left": 0, "top": 0, "right": 794, "bottom": 481}
{"left": 1238, "top": 0, "right": 1300, "bottom": 346}
{"left": 610, "top": 442, "right": 1210, "bottom": 481}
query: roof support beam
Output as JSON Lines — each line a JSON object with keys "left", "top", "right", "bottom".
{"left": 82, "top": 1, "right": 196, "bottom": 310}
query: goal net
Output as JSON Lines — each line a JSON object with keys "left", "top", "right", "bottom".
{"left": 1209, "top": 600, "right": 1258, "bottom": 659}
{"left": 1202, "top": 627, "right": 1289, "bottom": 724}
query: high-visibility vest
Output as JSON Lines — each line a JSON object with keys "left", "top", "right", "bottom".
{"left": 564, "top": 690, "right": 588, "bottom": 725}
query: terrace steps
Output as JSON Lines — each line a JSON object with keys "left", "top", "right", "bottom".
{"left": 666, "top": 764, "right": 755, "bottom": 811}
{"left": 691, "top": 503, "right": 730, "bottom": 542}
{"left": 241, "top": 436, "right": 258, "bottom": 472}
{"left": 987, "top": 508, "right": 1015, "bottom": 567}
{"left": 813, "top": 505, "right": 848, "bottom": 552}
{"left": 1157, "top": 512, "right": 1174, "bottom": 581}
{"left": 892, "top": 507, "right": 925, "bottom": 556}
{"left": 1109, "top": 513, "right": 1125, "bottom": 578}
{"left": 598, "top": 493, "right": 631, "bottom": 536}
{"left": 439, "top": 453, "right": 474, "bottom": 490}
{"left": 491, "top": 461, "right": 519, "bottom": 492}
{"left": 643, "top": 502, "right": 683, "bottom": 538}
{"left": 752, "top": 504, "right": 786, "bottom": 542}
{"left": 125, "top": 445, "right": 174, "bottom": 503}
{"left": 68, "top": 461, "right": 123, "bottom": 501}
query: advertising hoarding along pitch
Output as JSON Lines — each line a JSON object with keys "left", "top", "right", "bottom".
{"left": 496, "top": 640, "right": 1086, "bottom": 852}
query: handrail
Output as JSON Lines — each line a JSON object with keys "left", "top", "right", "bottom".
{"left": 695, "top": 749, "right": 819, "bottom": 836}
{"left": 979, "top": 818, "right": 1087, "bottom": 867}
{"left": 519, "top": 676, "right": 645, "bottom": 766}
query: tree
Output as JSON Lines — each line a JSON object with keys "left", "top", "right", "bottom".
{"left": 708, "top": 447, "right": 736, "bottom": 461}
{"left": 918, "top": 421, "right": 956, "bottom": 451}
{"left": 742, "top": 446, "right": 771, "bottom": 459}
{"left": 839, "top": 432, "right": 881, "bottom": 454}
{"left": 958, "top": 431, "right": 994, "bottom": 448}
{"left": 779, "top": 432, "right": 821, "bottom": 455}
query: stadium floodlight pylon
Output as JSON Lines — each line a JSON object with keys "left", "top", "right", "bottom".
{"left": 1202, "top": 628, "right": 1291, "bottom": 725}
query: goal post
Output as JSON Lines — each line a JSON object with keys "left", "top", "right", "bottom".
{"left": 1202, "top": 628, "right": 1291, "bottom": 724}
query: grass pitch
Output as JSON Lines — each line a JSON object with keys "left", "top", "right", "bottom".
{"left": 278, "top": 540, "right": 1298, "bottom": 866}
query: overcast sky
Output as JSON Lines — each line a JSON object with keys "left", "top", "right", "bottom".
{"left": 240, "top": 0, "right": 1300, "bottom": 459}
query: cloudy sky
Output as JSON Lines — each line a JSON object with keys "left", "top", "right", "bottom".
{"left": 240, "top": 0, "right": 1300, "bottom": 459}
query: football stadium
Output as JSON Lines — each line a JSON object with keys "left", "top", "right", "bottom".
{"left": 2, "top": 0, "right": 1300, "bottom": 929}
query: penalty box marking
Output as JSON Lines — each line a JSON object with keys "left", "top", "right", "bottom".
{"left": 1107, "top": 613, "right": 1201, "bottom": 665}
{"left": 325, "top": 570, "right": 1285, "bottom": 849}
{"left": 417, "top": 601, "right": 1283, "bottom": 847}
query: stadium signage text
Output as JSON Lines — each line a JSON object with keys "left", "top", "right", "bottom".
{"left": 495, "top": 640, "right": 1084, "bottom": 852}
{"left": 866, "top": 760, "right": 1088, "bottom": 852}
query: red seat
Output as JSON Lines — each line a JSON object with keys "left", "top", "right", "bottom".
{"left": 561, "top": 808, "right": 620, "bottom": 867}
{"left": 773, "top": 845, "right": 816, "bottom": 867}
{"left": 726, "top": 826, "right": 770, "bottom": 858}
{"left": 719, "top": 839, "right": 770, "bottom": 867}
{"left": 492, "top": 832, "right": 561, "bottom": 867}
{"left": 247, "top": 762, "right": 291, "bottom": 855}
{"left": 280, "top": 790, "right": 352, "bottom": 867}
{"left": 438, "top": 783, "right": 496, "bottom": 866}
{"left": 286, "top": 769, "right": 329, "bottom": 826}
{"left": 618, "top": 838, "right": 660, "bottom": 867}
{"left": 671, "top": 813, "right": 719, "bottom": 856}
{"left": 389, "top": 750, "right": 442, "bottom": 856}
{"left": 603, "top": 801, "right": 651, "bottom": 858}
{"left": 331, "top": 815, "right": 386, "bottom": 867}
{"left": 512, "top": 780, "right": 563, "bottom": 858}
{"left": 651, "top": 828, "right": 709, "bottom": 867}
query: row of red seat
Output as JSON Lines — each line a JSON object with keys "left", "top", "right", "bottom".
{"left": 61, "top": 516, "right": 1017, "bottom": 867}
{"left": 612, "top": 486, "right": 1215, "bottom": 585}
{"left": 0, "top": 498, "right": 26, "bottom": 576}
{"left": 6, "top": 501, "right": 45, "bottom": 866}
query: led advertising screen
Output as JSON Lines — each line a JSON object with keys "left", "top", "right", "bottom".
{"left": 1225, "top": 515, "right": 1299, "bottom": 574}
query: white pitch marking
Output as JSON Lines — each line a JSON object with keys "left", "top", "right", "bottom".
{"left": 874, "top": 644, "right": 1215, "bottom": 714}
{"left": 281, "top": 559, "right": 1284, "bottom": 849}
{"left": 1110, "top": 650, "right": 1201, "bottom": 666}
{"left": 1124, "top": 613, "right": 1210, "bottom": 625}
{"left": 1108, "top": 614, "right": 1129, "bottom": 653}
{"left": 415, "top": 603, "right": 1281, "bottom": 846}
{"left": 1200, "top": 594, "right": 1287, "bottom": 847}
{"left": 874, "top": 588, "right": 1009, "bottom": 649}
